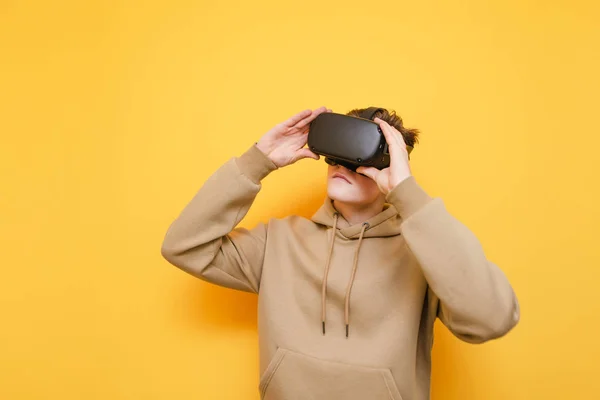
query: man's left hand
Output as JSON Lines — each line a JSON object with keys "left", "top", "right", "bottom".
{"left": 356, "top": 117, "right": 412, "bottom": 195}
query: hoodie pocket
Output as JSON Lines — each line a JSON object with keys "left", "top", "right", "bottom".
{"left": 258, "top": 347, "right": 404, "bottom": 400}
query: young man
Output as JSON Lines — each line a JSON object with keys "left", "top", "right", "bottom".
{"left": 160, "top": 106, "right": 519, "bottom": 400}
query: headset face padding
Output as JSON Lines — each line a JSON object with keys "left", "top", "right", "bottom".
{"left": 324, "top": 157, "right": 360, "bottom": 172}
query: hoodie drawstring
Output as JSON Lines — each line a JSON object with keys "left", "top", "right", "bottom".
{"left": 321, "top": 212, "right": 339, "bottom": 335}
{"left": 321, "top": 211, "right": 370, "bottom": 338}
{"left": 345, "top": 221, "right": 369, "bottom": 338}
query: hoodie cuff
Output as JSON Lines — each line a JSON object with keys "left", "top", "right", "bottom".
{"left": 385, "top": 176, "right": 433, "bottom": 220}
{"left": 235, "top": 143, "right": 279, "bottom": 184}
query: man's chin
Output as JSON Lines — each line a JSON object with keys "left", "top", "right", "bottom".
{"left": 327, "top": 191, "right": 361, "bottom": 205}
{"left": 328, "top": 188, "right": 384, "bottom": 208}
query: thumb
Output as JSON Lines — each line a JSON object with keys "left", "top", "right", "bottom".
{"left": 292, "top": 148, "right": 320, "bottom": 162}
{"left": 356, "top": 166, "right": 379, "bottom": 180}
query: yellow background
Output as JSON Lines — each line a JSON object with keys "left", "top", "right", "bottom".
{"left": 2, "top": 0, "right": 599, "bottom": 398}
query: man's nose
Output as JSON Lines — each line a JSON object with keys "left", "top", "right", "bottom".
{"left": 339, "top": 164, "right": 356, "bottom": 173}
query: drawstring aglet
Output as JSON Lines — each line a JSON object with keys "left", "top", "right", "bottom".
{"left": 346, "top": 324, "right": 349, "bottom": 338}
{"left": 322, "top": 321, "right": 326, "bottom": 335}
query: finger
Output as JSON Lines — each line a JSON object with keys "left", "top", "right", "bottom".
{"left": 296, "top": 106, "right": 328, "bottom": 129}
{"left": 374, "top": 117, "right": 399, "bottom": 158}
{"left": 377, "top": 118, "right": 407, "bottom": 148}
{"left": 283, "top": 109, "right": 313, "bottom": 127}
{"left": 390, "top": 125, "right": 407, "bottom": 147}
{"left": 374, "top": 118, "right": 407, "bottom": 158}
{"left": 356, "top": 166, "right": 379, "bottom": 180}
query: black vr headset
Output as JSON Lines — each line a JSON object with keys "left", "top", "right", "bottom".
{"left": 307, "top": 107, "right": 413, "bottom": 172}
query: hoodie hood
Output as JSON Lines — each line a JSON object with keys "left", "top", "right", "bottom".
{"left": 310, "top": 197, "right": 403, "bottom": 337}
{"left": 311, "top": 196, "right": 403, "bottom": 238}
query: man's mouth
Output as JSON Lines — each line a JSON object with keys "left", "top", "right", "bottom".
{"left": 332, "top": 173, "right": 351, "bottom": 184}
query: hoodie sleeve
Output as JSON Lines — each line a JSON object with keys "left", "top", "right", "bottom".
{"left": 160, "top": 144, "right": 278, "bottom": 294}
{"left": 386, "top": 176, "right": 520, "bottom": 343}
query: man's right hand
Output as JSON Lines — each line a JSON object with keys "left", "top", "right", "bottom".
{"left": 256, "top": 106, "right": 331, "bottom": 168}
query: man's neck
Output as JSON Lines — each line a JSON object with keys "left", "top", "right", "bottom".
{"left": 332, "top": 198, "right": 385, "bottom": 226}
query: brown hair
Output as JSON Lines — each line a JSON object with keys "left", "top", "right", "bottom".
{"left": 345, "top": 107, "right": 420, "bottom": 149}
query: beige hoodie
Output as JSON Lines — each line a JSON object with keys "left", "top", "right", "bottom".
{"left": 161, "top": 143, "right": 520, "bottom": 400}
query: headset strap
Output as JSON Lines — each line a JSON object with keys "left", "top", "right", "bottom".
{"left": 359, "top": 107, "right": 385, "bottom": 121}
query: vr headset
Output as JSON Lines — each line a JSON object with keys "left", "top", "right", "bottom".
{"left": 307, "top": 107, "right": 413, "bottom": 172}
